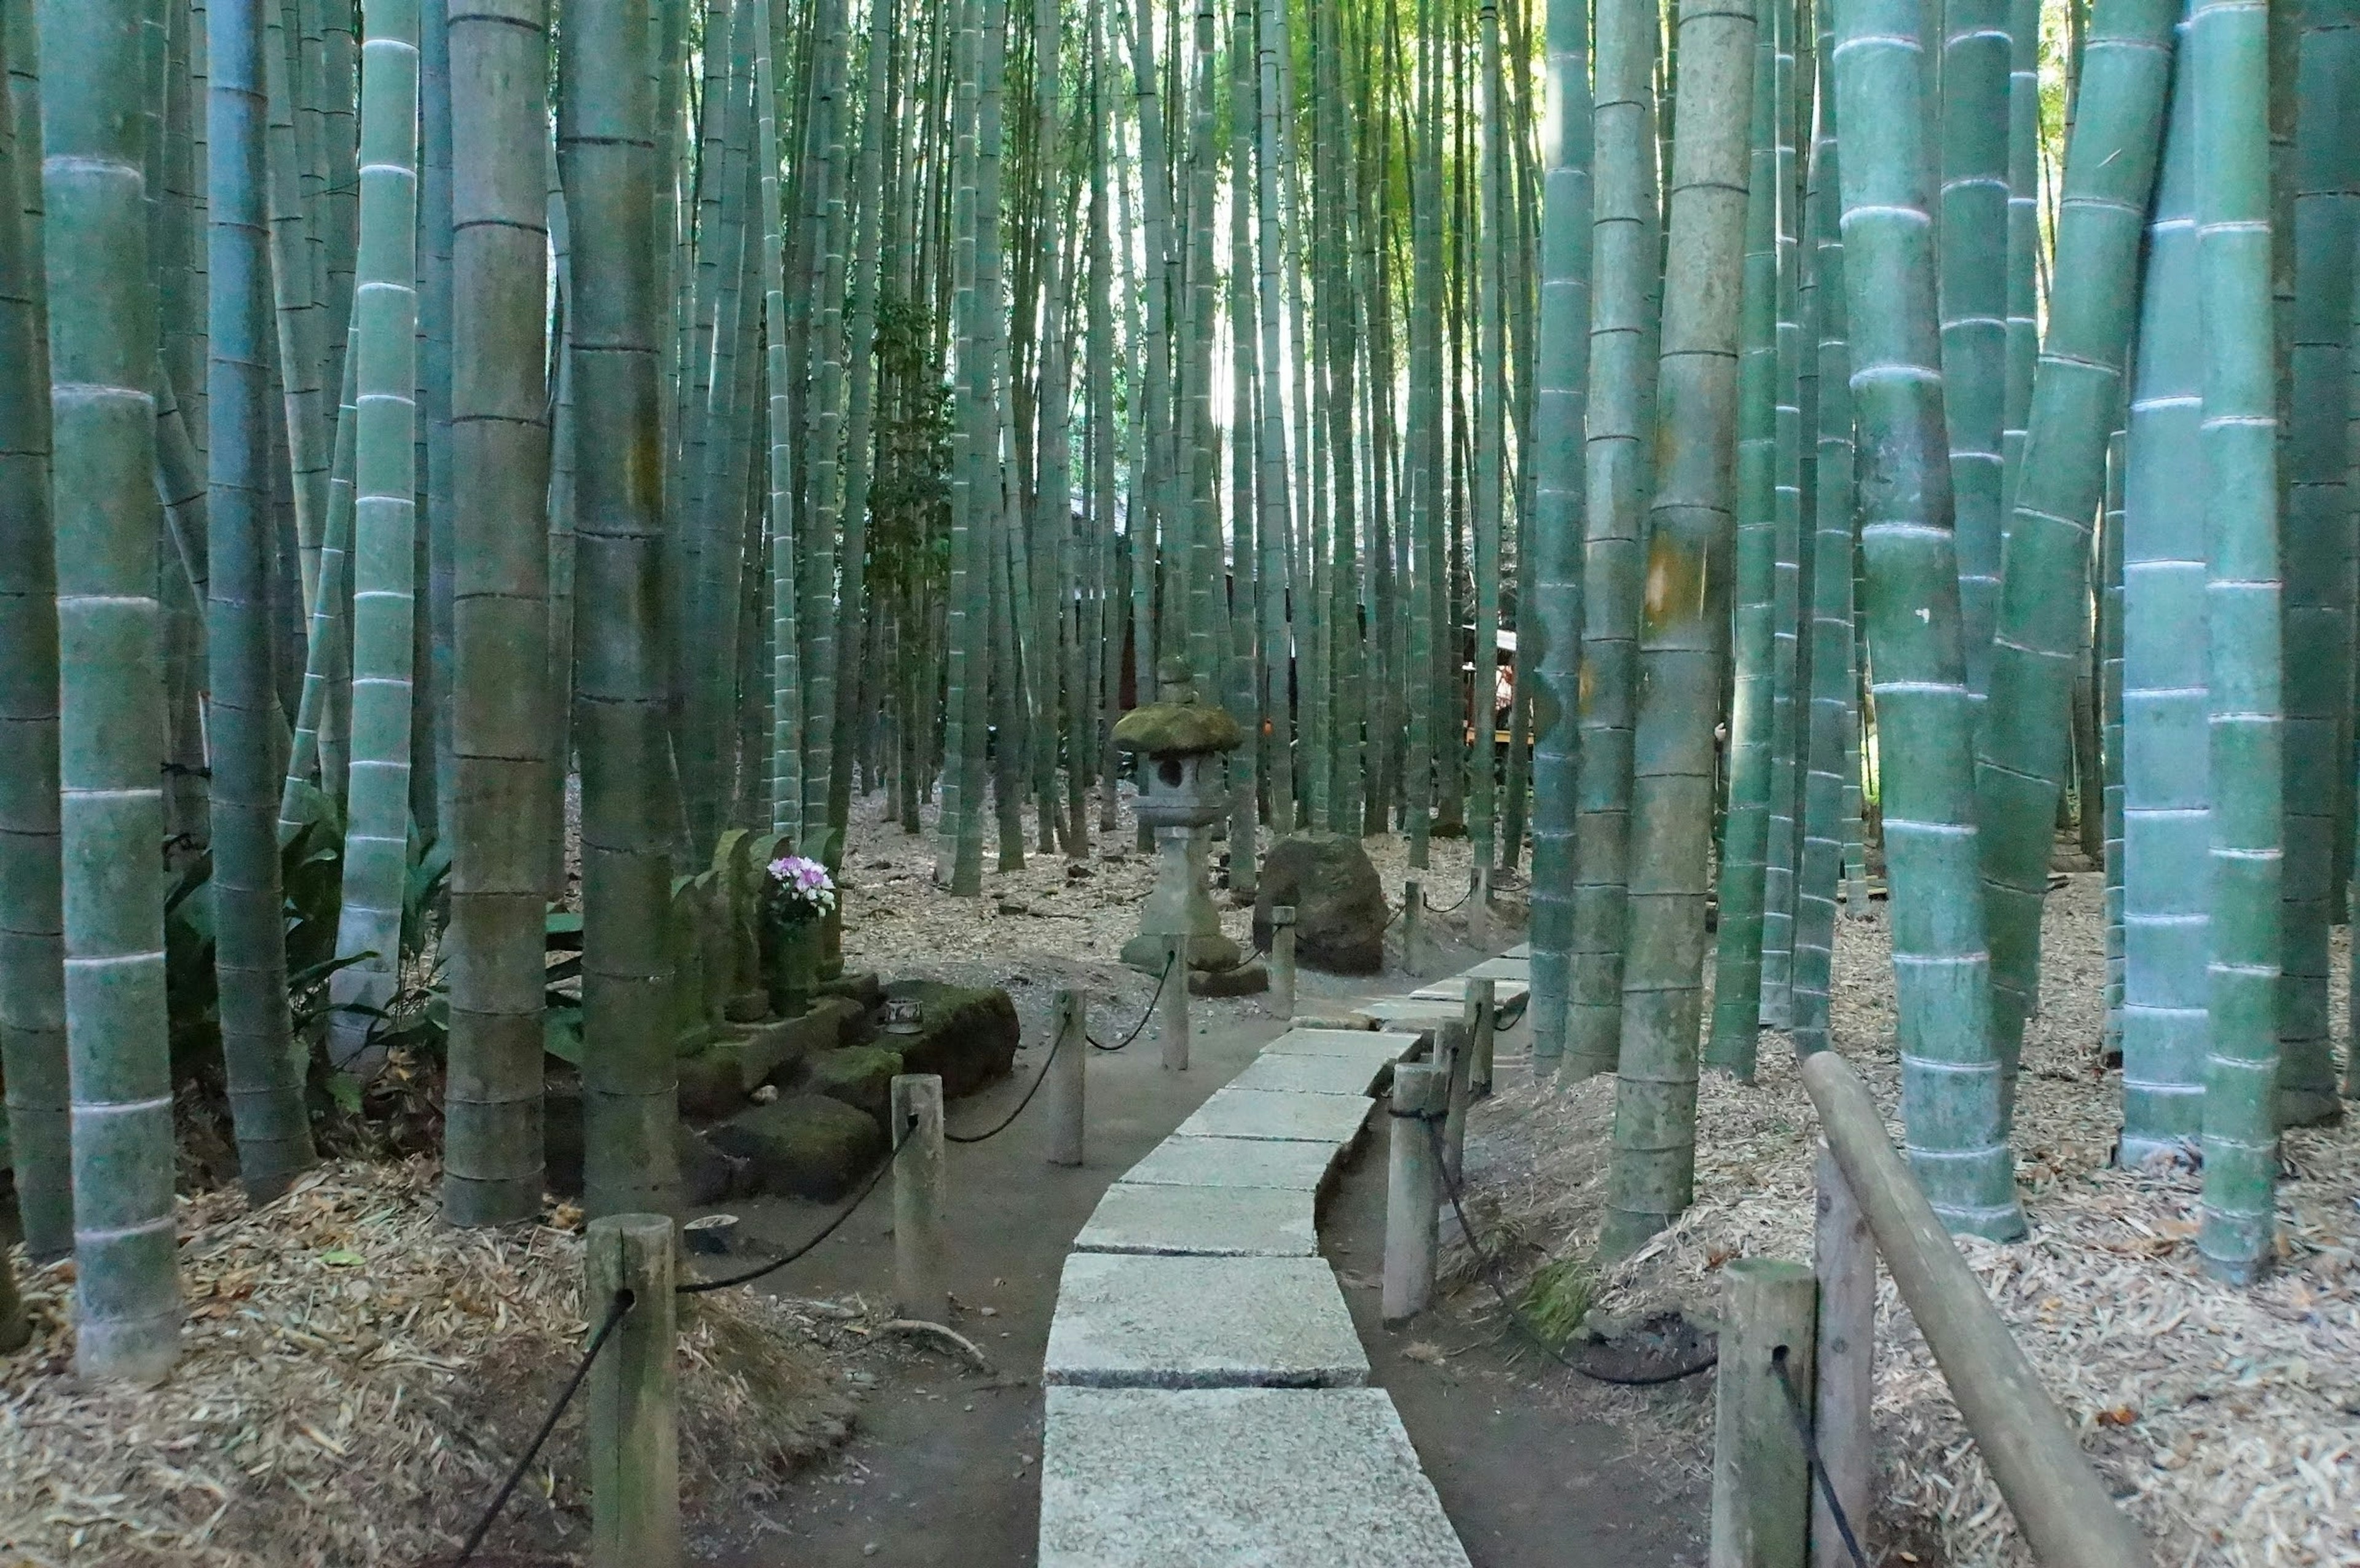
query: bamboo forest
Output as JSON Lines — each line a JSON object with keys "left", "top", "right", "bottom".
{"left": 1, "top": 0, "right": 2356, "bottom": 1560}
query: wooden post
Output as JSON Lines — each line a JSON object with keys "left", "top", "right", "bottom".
{"left": 587, "top": 1213, "right": 678, "bottom": 1568}
{"left": 1708, "top": 1258, "right": 1815, "bottom": 1568}
{"left": 892, "top": 1074, "right": 947, "bottom": 1317}
{"left": 1470, "top": 864, "right": 1492, "bottom": 946}
{"left": 1160, "top": 931, "right": 1190, "bottom": 1070}
{"left": 0, "top": 1245, "right": 28, "bottom": 1353}
{"left": 1465, "top": 976, "right": 1497, "bottom": 1097}
{"left": 1812, "top": 1142, "right": 1873, "bottom": 1568}
{"left": 1270, "top": 905, "right": 1297, "bottom": 1017}
{"left": 1439, "top": 1019, "right": 1473, "bottom": 1185}
{"left": 1800, "top": 1052, "right": 2152, "bottom": 1567}
{"left": 1382, "top": 1060, "right": 1446, "bottom": 1322}
{"left": 1402, "top": 877, "right": 1423, "bottom": 971}
{"left": 1047, "top": 988, "right": 1086, "bottom": 1167}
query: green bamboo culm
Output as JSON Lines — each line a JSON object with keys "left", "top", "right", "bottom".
{"left": 0, "top": 0, "right": 72, "bottom": 1264}
{"left": 39, "top": 0, "right": 185, "bottom": 1382}
{"left": 1788, "top": 37, "right": 1854, "bottom": 1060}
{"left": 442, "top": 0, "right": 552, "bottom": 1228}
{"left": 1935, "top": 0, "right": 2011, "bottom": 716}
{"left": 1703, "top": 0, "right": 1781, "bottom": 1081}
{"left": 208, "top": 0, "right": 315, "bottom": 1203}
{"left": 2278, "top": 0, "right": 2358, "bottom": 1126}
{"left": 1563, "top": 0, "right": 1661, "bottom": 1081}
{"left": 1468, "top": 0, "right": 1507, "bottom": 887}
{"left": 560, "top": 0, "right": 681, "bottom": 1218}
{"left": 758, "top": 0, "right": 799, "bottom": 842}
{"left": 1525, "top": 0, "right": 1594, "bottom": 1075}
{"left": 324, "top": 0, "right": 422, "bottom": 1072}
{"left": 1831, "top": 0, "right": 2025, "bottom": 1239}
{"left": 1597, "top": 0, "right": 1754, "bottom": 1261}
{"left": 2191, "top": 0, "right": 2284, "bottom": 1282}
{"left": 1972, "top": 0, "right": 2176, "bottom": 1100}
{"left": 2119, "top": 20, "right": 2209, "bottom": 1165}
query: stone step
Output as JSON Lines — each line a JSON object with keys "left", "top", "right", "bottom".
{"left": 1117, "top": 1134, "right": 1343, "bottom": 1192}
{"left": 1406, "top": 974, "right": 1531, "bottom": 1006}
{"left": 1045, "top": 1253, "right": 1369, "bottom": 1389}
{"left": 1040, "top": 1387, "right": 1472, "bottom": 1567}
{"left": 1504, "top": 941, "right": 1532, "bottom": 958}
{"left": 1224, "top": 1051, "right": 1392, "bottom": 1098}
{"left": 1462, "top": 955, "right": 1532, "bottom": 981}
{"left": 1074, "top": 1182, "right": 1319, "bottom": 1258}
{"left": 1261, "top": 1026, "right": 1426, "bottom": 1064}
{"left": 1345, "top": 997, "right": 1466, "bottom": 1032}
{"left": 1170, "top": 1085, "right": 1375, "bottom": 1147}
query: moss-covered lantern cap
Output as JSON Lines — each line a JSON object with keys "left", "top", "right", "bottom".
{"left": 1112, "top": 656, "right": 1245, "bottom": 757}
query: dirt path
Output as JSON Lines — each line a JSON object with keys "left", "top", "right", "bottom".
{"left": 702, "top": 888, "right": 1702, "bottom": 1566}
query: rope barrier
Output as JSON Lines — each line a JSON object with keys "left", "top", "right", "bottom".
{"left": 1422, "top": 883, "right": 1475, "bottom": 915}
{"left": 1420, "top": 1114, "right": 1716, "bottom": 1387}
{"left": 452, "top": 1287, "right": 634, "bottom": 1564}
{"left": 1774, "top": 1346, "right": 1871, "bottom": 1567}
{"left": 945, "top": 1027, "right": 1066, "bottom": 1144}
{"left": 1088, "top": 951, "right": 1176, "bottom": 1053}
{"left": 675, "top": 1117, "right": 918, "bottom": 1295}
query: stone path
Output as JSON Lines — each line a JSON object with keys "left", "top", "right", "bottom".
{"left": 1037, "top": 947, "right": 1535, "bottom": 1566}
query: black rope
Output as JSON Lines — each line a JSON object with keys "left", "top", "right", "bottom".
{"left": 1492, "top": 990, "right": 1530, "bottom": 1033}
{"left": 1088, "top": 951, "right": 1176, "bottom": 1052}
{"left": 946, "top": 1024, "right": 1067, "bottom": 1143}
{"left": 1422, "top": 882, "right": 1475, "bottom": 915}
{"left": 1773, "top": 1346, "right": 1872, "bottom": 1568}
{"left": 676, "top": 1116, "right": 918, "bottom": 1294}
{"left": 453, "top": 1288, "right": 634, "bottom": 1565}
{"left": 1196, "top": 936, "right": 1270, "bottom": 975}
{"left": 1420, "top": 1114, "right": 1717, "bottom": 1386}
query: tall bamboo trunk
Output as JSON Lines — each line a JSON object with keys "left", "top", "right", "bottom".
{"left": 444, "top": 0, "right": 553, "bottom": 1228}
{"left": 1598, "top": 0, "right": 1753, "bottom": 1260}
{"left": 39, "top": 0, "right": 185, "bottom": 1384}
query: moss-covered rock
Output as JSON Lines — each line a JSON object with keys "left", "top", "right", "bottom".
{"left": 807, "top": 1045, "right": 905, "bottom": 1129}
{"left": 707, "top": 1094, "right": 885, "bottom": 1202}
{"left": 881, "top": 979, "right": 1020, "bottom": 1098}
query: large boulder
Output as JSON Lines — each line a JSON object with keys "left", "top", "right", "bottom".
{"left": 807, "top": 1045, "right": 905, "bottom": 1130}
{"left": 881, "top": 979, "right": 1020, "bottom": 1098}
{"left": 707, "top": 1094, "right": 885, "bottom": 1202}
{"left": 1251, "top": 833, "right": 1389, "bottom": 975}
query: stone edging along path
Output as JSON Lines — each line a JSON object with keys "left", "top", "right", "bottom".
{"left": 1035, "top": 943, "right": 1534, "bottom": 1567}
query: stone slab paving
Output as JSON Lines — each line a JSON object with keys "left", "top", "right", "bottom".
{"left": 1044, "top": 1253, "right": 1369, "bottom": 1388}
{"left": 1504, "top": 941, "right": 1532, "bottom": 958}
{"left": 1349, "top": 997, "right": 1470, "bottom": 1032}
{"left": 1074, "top": 1182, "right": 1320, "bottom": 1257}
{"left": 1225, "top": 1051, "right": 1390, "bottom": 1097}
{"left": 1040, "top": 1387, "right": 1471, "bottom": 1567}
{"left": 1261, "top": 1026, "right": 1425, "bottom": 1064}
{"left": 1118, "top": 1134, "right": 1342, "bottom": 1192}
{"left": 1407, "top": 974, "right": 1532, "bottom": 1005}
{"left": 1463, "top": 955, "right": 1532, "bottom": 981}
{"left": 1171, "top": 1085, "right": 1375, "bottom": 1146}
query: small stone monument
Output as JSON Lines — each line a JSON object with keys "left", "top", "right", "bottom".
{"left": 1114, "top": 657, "right": 1257, "bottom": 989}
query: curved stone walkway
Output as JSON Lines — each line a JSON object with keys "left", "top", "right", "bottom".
{"left": 1036, "top": 944, "right": 1533, "bottom": 1567}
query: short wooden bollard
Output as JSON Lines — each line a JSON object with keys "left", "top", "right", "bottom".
{"left": 1402, "top": 878, "right": 1424, "bottom": 972}
{"left": 1382, "top": 1061, "right": 1446, "bottom": 1323}
{"left": 1047, "top": 989, "right": 1086, "bottom": 1167}
{"left": 1159, "top": 933, "right": 1190, "bottom": 1071}
{"left": 1469, "top": 865, "right": 1493, "bottom": 946}
{"left": 587, "top": 1213, "right": 678, "bottom": 1568}
{"left": 0, "top": 1245, "right": 28, "bottom": 1353}
{"left": 1709, "top": 1258, "right": 1815, "bottom": 1568}
{"left": 1812, "top": 1142, "right": 1873, "bottom": 1568}
{"left": 1465, "top": 976, "right": 1497, "bottom": 1098}
{"left": 1269, "top": 906, "right": 1298, "bottom": 1018}
{"left": 892, "top": 1074, "right": 946, "bottom": 1319}
{"left": 1438, "top": 1021, "right": 1473, "bottom": 1186}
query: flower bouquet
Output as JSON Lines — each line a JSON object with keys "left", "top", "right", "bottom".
{"left": 761, "top": 854, "right": 836, "bottom": 1012}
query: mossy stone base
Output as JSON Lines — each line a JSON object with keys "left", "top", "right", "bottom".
{"left": 707, "top": 1094, "right": 886, "bottom": 1201}
{"left": 881, "top": 979, "right": 1020, "bottom": 1098}
{"left": 808, "top": 1045, "right": 906, "bottom": 1129}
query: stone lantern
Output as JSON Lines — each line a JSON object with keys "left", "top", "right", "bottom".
{"left": 1115, "top": 657, "right": 1246, "bottom": 976}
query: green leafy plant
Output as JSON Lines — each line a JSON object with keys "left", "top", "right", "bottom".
{"left": 1519, "top": 1256, "right": 1597, "bottom": 1349}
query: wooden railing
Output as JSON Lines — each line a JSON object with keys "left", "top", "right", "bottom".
{"left": 1710, "top": 1051, "right": 2150, "bottom": 1568}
